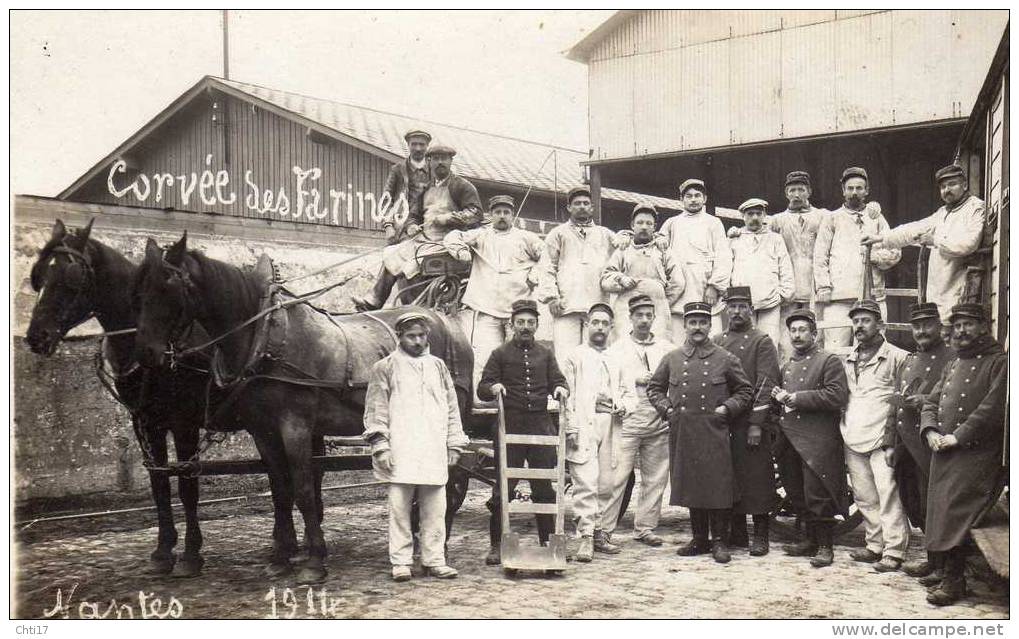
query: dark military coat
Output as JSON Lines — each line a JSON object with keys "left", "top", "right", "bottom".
{"left": 884, "top": 339, "right": 955, "bottom": 528}
{"left": 712, "top": 328, "right": 780, "bottom": 514}
{"left": 647, "top": 340, "right": 753, "bottom": 509}
{"left": 920, "top": 336, "right": 1007, "bottom": 551}
{"left": 778, "top": 344, "right": 852, "bottom": 516}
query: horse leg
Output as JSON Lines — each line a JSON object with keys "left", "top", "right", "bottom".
{"left": 296, "top": 434, "right": 326, "bottom": 562}
{"left": 138, "top": 422, "right": 177, "bottom": 574}
{"left": 251, "top": 429, "right": 298, "bottom": 577}
{"left": 170, "top": 425, "right": 204, "bottom": 578}
{"left": 280, "top": 415, "right": 328, "bottom": 585}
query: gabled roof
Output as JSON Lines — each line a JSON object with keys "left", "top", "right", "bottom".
{"left": 60, "top": 74, "right": 689, "bottom": 213}
{"left": 564, "top": 10, "right": 639, "bottom": 63}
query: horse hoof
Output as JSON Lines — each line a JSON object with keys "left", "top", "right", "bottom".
{"left": 264, "top": 562, "right": 293, "bottom": 579}
{"left": 295, "top": 566, "right": 327, "bottom": 585}
{"left": 148, "top": 555, "right": 176, "bottom": 575}
{"left": 171, "top": 557, "right": 204, "bottom": 578}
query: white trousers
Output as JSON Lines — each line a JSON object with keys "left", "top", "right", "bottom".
{"left": 388, "top": 483, "right": 446, "bottom": 567}
{"left": 844, "top": 447, "right": 910, "bottom": 560}
{"left": 670, "top": 312, "right": 724, "bottom": 343}
{"left": 569, "top": 413, "right": 616, "bottom": 537}
{"left": 552, "top": 313, "right": 588, "bottom": 370}
{"left": 821, "top": 299, "right": 888, "bottom": 348}
{"left": 754, "top": 305, "right": 783, "bottom": 354}
{"left": 460, "top": 309, "right": 510, "bottom": 404}
{"left": 599, "top": 429, "right": 670, "bottom": 538}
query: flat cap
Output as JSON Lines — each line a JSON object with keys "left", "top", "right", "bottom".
{"left": 738, "top": 198, "right": 768, "bottom": 213}
{"left": 785, "top": 171, "right": 811, "bottom": 188}
{"left": 909, "top": 302, "right": 941, "bottom": 323}
{"left": 628, "top": 294, "right": 656, "bottom": 313}
{"left": 935, "top": 164, "right": 966, "bottom": 183}
{"left": 488, "top": 194, "right": 515, "bottom": 210}
{"left": 510, "top": 298, "right": 539, "bottom": 318}
{"left": 726, "top": 286, "right": 752, "bottom": 303}
{"left": 404, "top": 129, "right": 431, "bottom": 143}
{"left": 425, "top": 143, "right": 456, "bottom": 157}
{"left": 948, "top": 303, "right": 987, "bottom": 324}
{"left": 395, "top": 311, "right": 430, "bottom": 332}
{"left": 842, "top": 166, "right": 869, "bottom": 183}
{"left": 588, "top": 302, "right": 614, "bottom": 319}
{"left": 631, "top": 203, "right": 658, "bottom": 220}
{"left": 785, "top": 308, "right": 817, "bottom": 328}
{"left": 566, "top": 185, "right": 591, "bottom": 203}
{"left": 683, "top": 301, "right": 712, "bottom": 318}
{"left": 679, "top": 178, "right": 706, "bottom": 195}
{"left": 849, "top": 299, "right": 882, "bottom": 320}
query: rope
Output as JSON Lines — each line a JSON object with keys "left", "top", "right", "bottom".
{"left": 512, "top": 149, "right": 556, "bottom": 227}
{"left": 282, "top": 244, "right": 386, "bottom": 285}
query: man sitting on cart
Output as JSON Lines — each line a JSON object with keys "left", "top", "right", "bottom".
{"left": 353, "top": 142, "right": 483, "bottom": 311}
{"left": 478, "top": 299, "right": 569, "bottom": 566}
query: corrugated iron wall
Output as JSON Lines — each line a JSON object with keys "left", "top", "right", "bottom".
{"left": 71, "top": 93, "right": 395, "bottom": 231}
{"left": 587, "top": 10, "right": 1008, "bottom": 160}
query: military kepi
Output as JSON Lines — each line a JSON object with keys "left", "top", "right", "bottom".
{"left": 947, "top": 303, "right": 986, "bottom": 324}
{"left": 726, "top": 286, "right": 752, "bottom": 303}
{"left": 566, "top": 185, "right": 591, "bottom": 203}
{"left": 738, "top": 198, "right": 768, "bottom": 213}
{"left": 683, "top": 301, "right": 712, "bottom": 318}
{"left": 785, "top": 308, "right": 816, "bottom": 328}
{"left": 588, "top": 302, "right": 614, "bottom": 318}
{"left": 404, "top": 129, "right": 431, "bottom": 143}
{"left": 848, "top": 299, "right": 882, "bottom": 320}
{"left": 628, "top": 294, "right": 656, "bottom": 312}
{"left": 842, "top": 166, "right": 869, "bottom": 183}
{"left": 631, "top": 203, "right": 657, "bottom": 220}
{"left": 785, "top": 171, "right": 811, "bottom": 188}
{"left": 425, "top": 142, "right": 456, "bottom": 157}
{"left": 489, "top": 194, "right": 515, "bottom": 210}
{"left": 935, "top": 164, "right": 966, "bottom": 183}
{"left": 395, "top": 311, "right": 430, "bottom": 332}
{"left": 510, "top": 298, "right": 539, "bottom": 318}
{"left": 679, "top": 178, "right": 706, "bottom": 195}
{"left": 909, "top": 302, "right": 941, "bottom": 322}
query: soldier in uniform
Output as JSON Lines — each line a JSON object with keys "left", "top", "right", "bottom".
{"left": 380, "top": 129, "right": 433, "bottom": 245}
{"left": 712, "top": 286, "right": 781, "bottom": 556}
{"left": 647, "top": 301, "right": 754, "bottom": 564}
{"left": 353, "top": 143, "right": 482, "bottom": 311}
{"left": 920, "top": 303, "right": 1007, "bottom": 606}
{"left": 477, "top": 299, "right": 569, "bottom": 566}
{"left": 771, "top": 309, "right": 851, "bottom": 568}
{"left": 885, "top": 302, "right": 956, "bottom": 582}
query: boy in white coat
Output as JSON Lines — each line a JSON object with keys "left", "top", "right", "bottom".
{"left": 364, "top": 311, "right": 469, "bottom": 581}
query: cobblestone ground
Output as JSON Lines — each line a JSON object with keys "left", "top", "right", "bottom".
{"left": 13, "top": 483, "right": 1009, "bottom": 620}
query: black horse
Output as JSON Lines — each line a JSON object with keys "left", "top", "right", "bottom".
{"left": 25, "top": 219, "right": 213, "bottom": 577}
{"left": 131, "top": 232, "right": 475, "bottom": 584}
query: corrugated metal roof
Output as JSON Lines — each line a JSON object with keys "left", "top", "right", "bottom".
{"left": 215, "top": 77, "right": 686, "bottom": 212}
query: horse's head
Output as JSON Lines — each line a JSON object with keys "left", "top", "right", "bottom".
{"left": 26, "top": 218, "right": 98, "bottom": 355}
{"left": 132, "top": 232, "right": 197, "bottom": 369}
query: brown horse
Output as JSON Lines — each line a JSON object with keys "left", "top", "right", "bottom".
{"left": 25, "top": 219, "right": 215, "bottom": 577}
{"left": 131, "top": 232, "right": 474, "bottom": 584}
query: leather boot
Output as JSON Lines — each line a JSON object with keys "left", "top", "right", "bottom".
{"left": 709, "top": 510, "right": 731, "bottom": 563}
{"left": 593, "top": 530, "right": 622, "bottom": 554}
{"left": 729, "top": 513, "right": 749, "bottom": 548}
{"left": 485, "top": 545, "right": 501, "bottom": 566}
{"left": 575, "top": 536, "right": 594, "bottom": 563}
{"left": 352, "top": 268, "right": 396, "bottom": 311}
{"left": 678, "top": 509, "right": 711, "bottom": 556}
{"left": 918, "top": 569, "right": 945, "bottom": 587}
{"left": 902, "top": 556, "right": 934, "bottom": 578}
{"left": 749, "top": 515, "right": 770, "bottom": 557}
{"left": 927, "top": 548, "right": 967, "bottom": 606}
{"left": 810, "top": 522, "right": 834, "bottom": 568}
{"left": 711, "top": 539, "right": 732, "bottom": 563}
{"left": 784, "top": 522, "right": 818, "bottom": 557}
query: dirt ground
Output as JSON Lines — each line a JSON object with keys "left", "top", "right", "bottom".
{"left": 12, "top": 477, "right": 1009, "bottom": 620}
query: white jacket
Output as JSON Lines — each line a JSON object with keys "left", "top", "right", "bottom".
{"left": 814, "top": 206, "right": 901, "bottom": 301}
{"left": 729, "top": 229, "right": 794, "bottom": 310}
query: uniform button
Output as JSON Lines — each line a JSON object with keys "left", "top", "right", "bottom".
{"left": 702, "top": 383, "right": 707, "bottom": 387}
{"left": 897, "top": 421, "right": 902, "bottom": 425}
{"left": 961, "top": 393, "right": 966, "bottom": 397}
{"left": 701, "top": 395, "right": 706, "bottom": 399}
{"left": 683, "top": 382, "right": 687, "bottom": 386}
{"left": 800, "top": 378, "right": 804, "bottom": 382}
{"left": 965, "top": 379, "right": 970, "bottom": 383}
{"left": 925, "top": 367, "right": 931, "bottom": 372}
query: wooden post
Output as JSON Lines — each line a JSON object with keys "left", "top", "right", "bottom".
{"left": 590, "top": 165, "right": 603, "bottom": 225}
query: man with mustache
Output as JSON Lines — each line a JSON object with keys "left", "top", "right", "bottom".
{"left": 600, "top": 203, "right": 684, "bottom": 342}
{"left": 771, "top": 309, "right": 850, "bottom": 568}
{"left": 478, "top": 299, "right": 569, "bottom": 566}
{"left": 380, "top": 129, "right": 433, "bottom": 245}
{"left": 445, "top": 194, "right": 544, "bottom": 405}
{"left": 884, "top": 302, "right": 956, "bottom": 584}
{"left": 561, "top": 303, "right": 625, "bottom": 561}
{"left": 920, "top": 304, "right": 1006, "bottom": 606}
{"left": 600, "top": 295, "right": 674, "bottom": 547}
{"left": 860, "top": 164, "right": 987, "bottom": 325}
{"left": 728, "top": 198, "right": 794, "bottom": 349}
{"left": 840, "top": 299, "right": 911, "bottom": 573}
{"left": 538, "top": 186, "right": 617, "bottom": 369}
{"left": 712, "top": 286, "right": 781, "bottom": 556}
{"left": 354, "top": 143, "right": 482, "bottom": 311}
{"left": 814, "top": 167, "right": 901, "bottom": 347}
{"left": 364, "top": 312, "right": 470, "bottom": 581}
{"left": 657, "top": 179, "right": 732, "bottom": 338}
{"left": 647, "top": 301, "right": 753, "bottom": 564}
